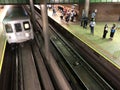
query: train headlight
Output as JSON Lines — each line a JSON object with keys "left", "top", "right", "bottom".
{"left": 23, "top": 21, "right": 30, "bottom": 30}
{"left": 24, "top": 23, "right": 29, "bottom": 29}
{"left": 25, "top": 33, "right": 30, "bottom": 37}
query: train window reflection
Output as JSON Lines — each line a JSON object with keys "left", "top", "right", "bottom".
{"left": 15, "top": 23, "right": 22, "bottom": 32}
{"left": 5, "top": 24, "right": 13, "bottom": 33}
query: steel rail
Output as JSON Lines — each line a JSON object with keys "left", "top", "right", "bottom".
{"left": 49, "top": 25, "right": 113, "bottom": 90}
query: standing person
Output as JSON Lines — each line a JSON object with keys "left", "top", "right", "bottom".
{"left": 81, "top": 9, "right": 86, "bottom": 26}
{"left": 91, "top": 11, "right": 96, "bottom": 20}
{"left": 102, "top": 24, "right": 108, "bottom": 39}
{"left": 65, "top": 10, "right": 70, "bottom": 24}
{"left": 110, "top": 24, "right": 116, "bottom": 40}
{"left": 70, "top": 10, "right": 74, "bottom": 22}
{"left": 83, "top": 17, "right": 89, "bottom": 29}
{"left": 73, "top": 10, "right": 77, "bottom": 22}
{"left": 60, "top": 11, "right": 64, "bottom": 20}
{"left": 89, "top": 19, "right": 96, "bottom": 35}
{"left": 52, "top": 6, "right": 56, "bottom": 16}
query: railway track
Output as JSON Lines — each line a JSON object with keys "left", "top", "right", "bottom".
{"left": 0, "top": 44, "right": 17, "bottom": 90}
{"left": 17, "top": 41, "right": 55, "bottom": 90}
{"left": 1, "top": 4, "right": 120, "bottom": 90}
{"left": 0, "top": 6, "right": 54, "bottom": 90}
{"left": 33, "top": 6, "right": 114, "bottom": 89}
{"left": 49, "top": 25, "right": 113, "bottom": 90}
{"left": 48, "top": 12, "right": 120, "bottom": 89}
{"left": 27, "top": 6, "right": 72, "bottom": 90}
{"left": 0, "top": 41, "right": 54, "bottom": 90}
{"left": 34, "top": 20, "right": 72, "bottom": 90}
{"left": 18, "top": 42, "right": 42, "bottom": 90}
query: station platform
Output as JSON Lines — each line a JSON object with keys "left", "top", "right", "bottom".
{"left": 0, "top": 7, "right": 7, "bottom": 73}
{"left": 47, "top": 9, "right": 120, "bottom": 69}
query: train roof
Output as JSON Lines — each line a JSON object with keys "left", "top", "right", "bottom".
{"left": 3, "top": 5, "right": 29, "bottom": 22}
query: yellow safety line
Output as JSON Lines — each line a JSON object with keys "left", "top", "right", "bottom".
{"left": 65, "top": 28, "right": 120, "bottom": 70}
{"left": 0, "top": 39, "right": 7, "bottom": 74}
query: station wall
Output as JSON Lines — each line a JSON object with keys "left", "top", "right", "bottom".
{"left": 64, "top": 3, "right": 120, "bottom": 22}
{"left": 89, "top": 3, "right": 120, "bottom": 22}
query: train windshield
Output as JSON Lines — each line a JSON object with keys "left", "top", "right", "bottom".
{"left": 23, "top": 21, "right": 30, "bottom": 30}
{"left": 5, "top": 6, "right": 28, "bottom": 18}
{"left": 5, "top": 24, "right": 13, "bottom": 33}
{"left": 15, "top": 23, "right": 22, "bottom": 32}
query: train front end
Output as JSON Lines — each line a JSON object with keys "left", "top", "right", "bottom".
{"left": 2, "top": 5, "right": 34, "bottom": 44}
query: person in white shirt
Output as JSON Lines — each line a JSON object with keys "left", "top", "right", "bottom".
{"left": 89, "top": 19, "right": 96, "bottom": 35}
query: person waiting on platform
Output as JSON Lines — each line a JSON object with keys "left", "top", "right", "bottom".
{"left": 80, "top": 9, "right": 86, "bottom": 26}
{"left": 83, "top": 17, "right": 89, "bottom": 29}
{"left": 102, "top": 24, "right": 108, "bottom": 39}
{"left": 52, "top": 6, "right": 57, "bottom": 16}
{"left": 91, "top": 11, "right": 96, "bottom": 20}
{"left": 110, "top": 24, "right": 116, "bottom": 40}
{"left": 65, "top": 10, "right": 70, "bottom": 24}
{"left": 89, "top": 19, "right": 96, "bottom": 35}
{"left": 60, "top": 11, "right": 64, "bottom": 20}
{"left": 70, "top": 10, "right": 74, "bottom": 22}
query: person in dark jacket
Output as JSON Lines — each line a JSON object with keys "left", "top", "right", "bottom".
{"left": 110, "top": 24, "right": 116, "bottom": 40}
{"left": 83, "top": 17, "right": 89, "bottom": 29}
{"left": 102, "top": 24, "right": 108, "bottom": 39}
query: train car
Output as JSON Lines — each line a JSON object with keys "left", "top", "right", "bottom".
{"left": 2, "top": 5, "right": 34, "bottom": 44}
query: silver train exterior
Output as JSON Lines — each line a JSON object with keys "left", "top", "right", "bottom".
{"left": 2, "top": 5, "right": 34, "bottom": 44}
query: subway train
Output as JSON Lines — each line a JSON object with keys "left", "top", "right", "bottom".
{"left": 2, "top": 5, "right": 34, "bottom": 44}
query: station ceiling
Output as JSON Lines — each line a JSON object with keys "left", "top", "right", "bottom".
{"left": 0, "top": 0, "right": 84, "bottom": 4}
{"left": 0, "top": 0, "right": 120, "bottom": 4}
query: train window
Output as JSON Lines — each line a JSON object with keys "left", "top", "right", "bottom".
{"left": 5, "top": 24, "right": 13, "bottom": 33}
{"left": 23, "top": 21, "right": 30, "bottom": 30}
{"left": 15, "top": 23, "right": 22, "bottom": 32}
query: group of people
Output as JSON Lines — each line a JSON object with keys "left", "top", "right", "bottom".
{"left": 102, "top": 24, "right": 116, "bottom": 40}
{"left": 51, "top": 6, "right": 117, "bottom": 40}
{"left": 87, "top": 19, "right": 116, "bottom": 40}
{"left": 81, "top": 10, "right": 96, "bottom": 35}
{"left": 81, "top": 10, "right": 116, "bottom": 40}
{"left": 60, "top": 8, "right": 78, "bottom": 23}
{"left": 52, "top": 5, "right": 78, "bottom": 23}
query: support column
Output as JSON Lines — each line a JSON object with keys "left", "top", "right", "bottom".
{"left": 40, "top": 1, "right": 72, "bottom": 90}
{"left": 84, "top": 0, "right": 90, "bottom": 17}
{"left": 40, "top": 2, "right": 50, "bottom": 61}
{"left": 29, "top": 0, "right": 35, "bottom": 27}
